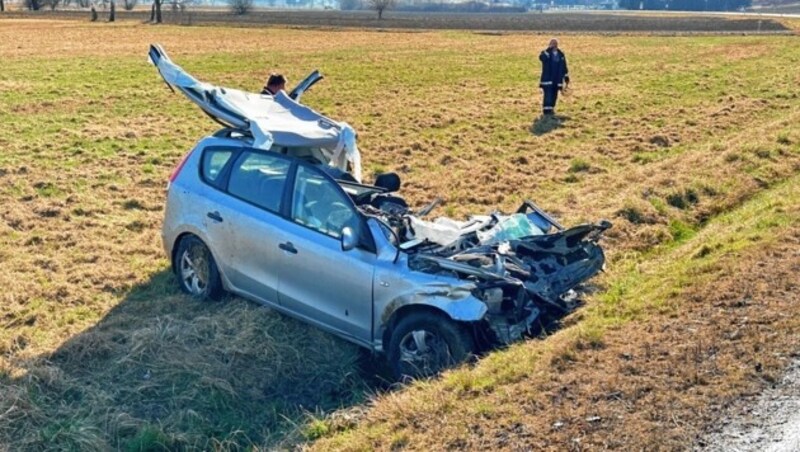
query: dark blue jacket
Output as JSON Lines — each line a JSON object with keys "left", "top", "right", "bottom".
{"left": 539, "top": 49, "right": 570, "bottom": 90}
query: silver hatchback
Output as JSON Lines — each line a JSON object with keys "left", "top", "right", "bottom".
{"left": 162, "top": 134, "right": 610, "bottom": 378}
{"left": 154, "top": 44, "right": 610, "bottom": 378}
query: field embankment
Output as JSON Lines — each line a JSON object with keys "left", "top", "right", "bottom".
{"left": 0, "top": 9, "right": 792, "bottom": 33}
{"left": 313, "top": 177, "right": 800, "bottom": 450}
{"left": 0, "top": 20, "right": 799, "bottom": 450}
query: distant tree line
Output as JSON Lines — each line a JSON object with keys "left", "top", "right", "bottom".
{"left": 618, "top": 0, "right": 751, "bottom": 11}
{"left": 394, "top": 1, "right": 526, "bottom": 13}
{"left": 340, "top": 0, "right": 527, "bottom": 13}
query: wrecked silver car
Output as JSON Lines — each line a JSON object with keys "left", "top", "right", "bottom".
{"left": 151, "top": 45, "right": 611, "bottom": 379}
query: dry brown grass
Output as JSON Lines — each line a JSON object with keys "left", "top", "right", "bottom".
{"left": 1, "top": 19, "right": 799, "bottom": 449}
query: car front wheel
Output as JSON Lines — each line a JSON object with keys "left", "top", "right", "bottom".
{"left": 388, "top": 312, "right": 474, "bottom": 380}
{"left": 175, "top": 235, "right": 224, "bottom": 301}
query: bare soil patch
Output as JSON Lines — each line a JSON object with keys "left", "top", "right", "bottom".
{"left": 699, "top": 359, "right": 800, "bottom": 451}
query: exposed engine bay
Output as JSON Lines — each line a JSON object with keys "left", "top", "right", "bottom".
{"left": 341, "top": 173, "right": 612, "bottom": 346}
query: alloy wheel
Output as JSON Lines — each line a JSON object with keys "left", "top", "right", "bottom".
{"left": 398, "top": 329, "right": 452, "bottom": 376}
{"left": 179, "top": 244, "right": 209, "bottom": 295}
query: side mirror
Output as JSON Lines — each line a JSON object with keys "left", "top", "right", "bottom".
{"left": 341, "top": 226, "right": 358, "bottom": 252}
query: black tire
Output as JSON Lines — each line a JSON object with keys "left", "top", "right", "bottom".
{"left": 387, "top": 311, "right": 474, "bottom": 381}
{"left": 174, "top": 235, "right": 224, "bottom": 301}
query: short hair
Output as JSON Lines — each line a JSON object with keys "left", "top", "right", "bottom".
{"left": 266, "top": 73, "right": 286, "bottom": 87}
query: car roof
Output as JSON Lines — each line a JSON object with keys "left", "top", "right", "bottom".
{"left": 150, "top": 44, "right": 342, "bottom": 151}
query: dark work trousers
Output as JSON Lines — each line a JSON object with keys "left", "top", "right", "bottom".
{"left": 542, "top": 86, "right": 559, "bottom": 115}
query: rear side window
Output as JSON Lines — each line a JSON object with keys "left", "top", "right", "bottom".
{"left": 201, "top": 148, "right": 234, "bottom": 187}
{"left": 227, "top": 151, "right": 290, "bottom": 213}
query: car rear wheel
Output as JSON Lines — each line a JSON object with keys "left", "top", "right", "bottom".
{"left": 175, "top": 236, "right": 224, "bottom": 301}
{"left": 388, "top": 311, "right": 474, "bottom": 381}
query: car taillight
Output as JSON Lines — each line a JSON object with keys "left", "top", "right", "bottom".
{"left": 167, "top": 151, "right": 192, "bottom": 190}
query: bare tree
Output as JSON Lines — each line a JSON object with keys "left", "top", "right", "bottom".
{"left": 170, "top": 0, "right": 195, "bottom": 12}
{"left": 152, "top": 0, "right": 162, "bottom": 22}
{"left": 369, "top": 0, "right": 393, "bottom": 19}
{"left": 1, "top": 0, "right": 5, "bottom": 13}
{"left": 227, "top": 0, "right": 252, "bottom": 14}
{"left": 166, "top": 0, "right": 194, "bottom": 25}
{"left": 123, "top": 0, "right": 137, "bottom": 10}
{"left": 109, "top": 0, "right": 115, "bottom": 20}
{"left": 91, "top": 4, "right": 98, "bottom": 20}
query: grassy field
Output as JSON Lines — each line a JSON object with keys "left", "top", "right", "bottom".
{"left": 1, "top": 19, "right": 799, "bottom": 450}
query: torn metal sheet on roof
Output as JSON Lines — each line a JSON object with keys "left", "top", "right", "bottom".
{"left": 148, "top": 44, "right": 363, "bottom": 182}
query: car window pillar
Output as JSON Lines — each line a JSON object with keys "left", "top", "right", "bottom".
{"left": 280, "top": 161, "right": 298, "bottom": 219}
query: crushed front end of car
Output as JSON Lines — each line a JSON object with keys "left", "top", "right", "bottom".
{"left": 356, "top": 190, "right": 611, "bottom": 348}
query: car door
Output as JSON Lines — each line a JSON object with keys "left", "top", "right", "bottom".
{"left": 274, "top": 163, "right": 375, "bottom": 343}
{"left": 214, "top": 149, "right": 292, "bottom": 305}
{"left": 191, "top": 145, "right": 242, "bottom": 286}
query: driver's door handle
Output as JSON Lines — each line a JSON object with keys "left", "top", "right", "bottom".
{"left": 279, "top": 242, "right": 298, "bottom": 255}
{"left": 207, "top": 211, "right": 223, "bottom": 223}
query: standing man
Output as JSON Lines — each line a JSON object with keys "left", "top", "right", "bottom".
{"left": 539, "top": 38, "right": 570, "bottom": 116}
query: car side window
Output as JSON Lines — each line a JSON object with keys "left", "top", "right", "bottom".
{"left": 201, "top": 148, "right": 234, "bottom": 187}
{"left": 291, "top": 165, "right": 358, "bottom": 239}
{"left": 227, "top": 151, "right": 290, "bottom": 213}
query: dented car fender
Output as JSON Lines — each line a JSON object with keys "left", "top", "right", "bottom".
{"left": 366, "top": 218, "right": 488, "bottom": 321}
{"left": 377, "top": 276, "right": 489, "bottom": 323}
{"left": 369, "top": 255, "right": 489, "bottom": 352}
